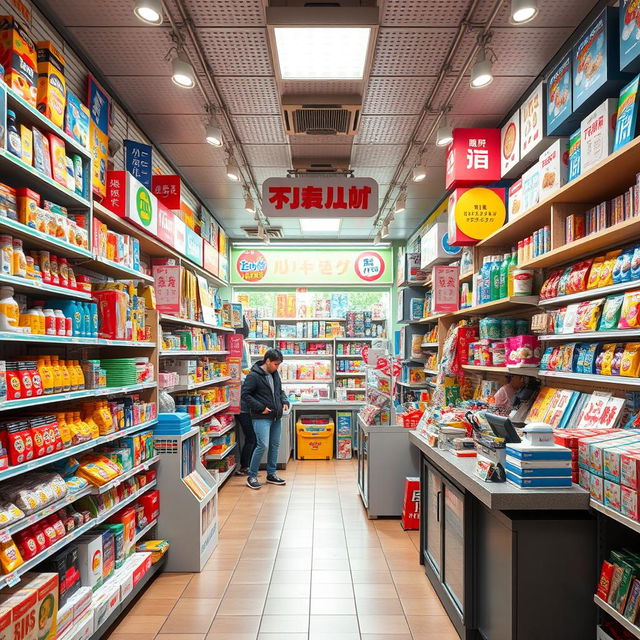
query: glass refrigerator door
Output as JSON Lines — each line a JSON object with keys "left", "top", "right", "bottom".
{"left": 443, "top": 480, "right": 465, "bottom": 614}
{"left": 357, "top": 424, "right": 369, "bottom": 505}
{"left": 425, "top": 464, "right": 443, "bottom": 576}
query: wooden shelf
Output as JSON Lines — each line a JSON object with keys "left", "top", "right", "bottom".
{"left": 478, "top": 134, "right": 640, "bottom": 249}
{"left": 539, "top": 370, "right": 640, "bottom": 387}
{"left": 418, "top": 314, "right": 447, "bottom": 324}
{"left": 459, "top": 271, "right": 474, "bottom": 283}
{"left": 462, "top": 364, "right": 539, "bottom": 376}
{"left": 451, "top": 296, "right": 538, "bottom": 317}
{"left": 523, "top": 215, "right": 640, "bottom": 270}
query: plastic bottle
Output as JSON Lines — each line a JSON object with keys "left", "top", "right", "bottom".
{"left": 6, "top": 111, "right": 21, "bottom": 158}
{"left": 499, "top": 252, "right": 510, "bottom": 299}
{"left": 0, "top": 236, "right": 12, "bottom": 275}
{"left": 49, "top": 256, "right": 59, "bottom": 286}
{"left": 42, "top": 308, "right": 56, "bottom": 336}
{"left": 58, "top": 258, "right": 69, "bottom": 288}
{"left": 480, "top": 256, "right": 491, "bottom": 304}
{"left": 10, "top": 239, "right": 26, "bottom": 278}
{"left": 83, "top": 408, "right": 99, "bottom": 437}
{"left": 53, "top": 310, "right": 66, "bottom": 337}
{"left": 67, "top": 362, "right": 79, "bottom": 391}
{"left": 81, "top": 303, "right": 91, "bottom": 337}
{"left": 0, "top": 287, "right": 19, "bottom": 330}
{"left": 58, "top": 360, "right": 71, "bottom": 392}
{"left": 19, "top": 308, "right": 41, "bottom": 334}
{"left": 50, "top": 356, "right": 63, "bottom": 393}
{"left": 507, "top": 251, "right": 518, "bottom": 297}
{"left": 75, "top": 411, "right": 95, "bottom": 440}
{"left": 89, "top": 302, "right": 98, "bottom": 338}
{"left": 31, "top": 305, "right": 46, "bottom": 334}
{"left": 37, "top": 358, "right": 54, "bottom": 395}
{"left": 490, "top": 255, "right": 502, "bottom": 301}
{"left": 74, "top": 361, "right": 85, "bottom": 389}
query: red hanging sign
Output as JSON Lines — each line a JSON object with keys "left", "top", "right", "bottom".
{"left": 152, "top": 175, "right": 181, "bottom": 209}
{"left": 445, "top": 128, "right": 501, "bottom": 189}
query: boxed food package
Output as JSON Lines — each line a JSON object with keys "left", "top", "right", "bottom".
{"left": 0, "top": 15, "right": 37, "bottom": 105}
{"left": 0, "top": 587, "right": 38, "bottom": 640}
{"left": 91, "top": 579, "right": 119, "bottom": 631}
{"left": 139, "top": 490, "right": 160, "bottom": 524}
{"left": 36, "top": 41, "right": 65, "bottom": 128}
{"left": 64, "top": 92, "right": 90, "bottom": 149}
{"left": 76, "top": 534, "right": 104, "bottom": 591}
{"left": 508, "top": 178, "right": 523, "bottom": 220}
{"left": 108, "top": 506, "right": 136, "bottom": 557}
{"left": 47, "top": 133, "right": 67, "bottom": 187}
{"left": 17, "top": 572, "right": 59, "bottom": 640}
{"left": 521, "top": 161, "right": 541, "bottom": 213}
{"left": 20, "top": 125, "right": 32, "bottom": 166}
{"left": 32, "top": 128, "right": 52, "bottom": 177}
{"left": 42, "top": 544, "right": 80, "bottom": 608}
{"left": 538, "top": 138, "right": 569, "bottom": 200}
{"left": 581, "top": 98, "right": 617, "bottom": 173}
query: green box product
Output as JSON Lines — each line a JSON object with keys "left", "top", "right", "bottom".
{"left": 97, "top": 523, "right": 125, "bottom": 569}
{"left": 106, "top": 448, "right": 133, "bottom": 472}
{"left": 613, "top": 560, "right": 636, "bottom": 613}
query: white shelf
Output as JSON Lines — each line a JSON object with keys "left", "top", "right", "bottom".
{"left": 539, "top": 330, "right": 640, "bottom": 342}
{"left": 339, "top": 387, "right": 367, "bottom": 392}
{"left": 206, "top": 441, "right": 238, "bottom": 460}
{"left": 160, "top": 314, "right": 233, "bottom": 332}
{"left": 594, "top": 595, "right": 640, "bottom": 638}
{"left": 204, "top": 421, "right": 236, "bottom": 439}
{"left": 246, "top": 337, "right": 275, "bottom": 341}
{"left": 0, "top": 480, "right": 157, "bottom": 588}
{"left": 278, "top": 354, "right": 334, "bottom": 359}
{"left": 335, "top": 337, "right": 376, "bottom": 341}
{"left": 217, "top": 463, "right": 237, "bottom": 488}
{"left": 272, "top": 317, "right": 346, "bottom": 322}
{"left": 91, "top": 255, "right": 155, "bottom": 283}
{"left": 0, "top": 381, "right": 156, "bottom": 413}
{"left": 191, "top": 402, "right": 231, "bottom": 426}
{"left": 134, "top": 518, "right": 158, "bottom": 543}
{"left": 282, "top": 380, "right": 331, "bottom": 385}
{"left": 0, "top": 419, "right": 157, "bottom": 482}
{"left": 0, "top": 332, "right": 155, "bottom": 347}
{"left": 276, "top": 337, "right": 335, "bottom": 341}
{"left": 200, "top": 441, "right": 214, "bottom": 456}
{"left": 160, "top": 350, "right": 230, "bottom": 357}
{"left": 169, "top": 376, "right": 232, "bottom": 392}
{"left": 335, "top": 372, "right": 365, "bottom": 377}
{"left": 590, "top": 499, "right": 640, "bottom": 534}
{"left": 424, "top": 369, "right": 438, "bottom": 376}
{"left": 397, "top": 380, "right": 431, "bottom": 388}
{"left": 421, "top": 343, "right": 439, "bottom": 349}
{"left": 91, "top": 455, "right": 160, "bottom": 494}
{"left": 0, "top": 273, "right": 92, "bottom": 300}
{"left": 539, "top": 370, "right": 640, "bottom": 387}
{"left": 539, "top": 280, "right": 640, "bottom": 308}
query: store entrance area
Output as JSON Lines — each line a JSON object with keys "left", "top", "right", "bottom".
{"left": 109, "top": 460, "right": 456, "bottom": 640}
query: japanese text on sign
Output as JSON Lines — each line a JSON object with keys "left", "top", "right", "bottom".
{"left": 262, "top": 177, "right": 378, "bottom": 218}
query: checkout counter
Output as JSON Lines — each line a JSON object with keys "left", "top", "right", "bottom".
{"left": 410, "top": 431, "right": 595, "bottom": 640}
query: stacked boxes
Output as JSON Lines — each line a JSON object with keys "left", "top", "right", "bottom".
{"left": 336, "top": 412, "right": 352, "bottom": 460}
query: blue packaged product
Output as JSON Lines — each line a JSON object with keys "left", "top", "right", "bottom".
{"left": 89, "top": 302, "right": 98, "bottom": 338}
{"left": 81, "top": 302, "right": 91, "bottom": 337}
{"left": 540, "top": 347, "right": 554, "bottom": 371}
{"left": 131, "top": 238, "right": 140, "bottom": 271}
{"left": 582, "top": 343, "right": 601, "bottom": 374}
{"left": 613, "top": 250, "right": 633, "bottom": 284}
{"left": 631, "top": 246, "right": 640, "bottom": 282}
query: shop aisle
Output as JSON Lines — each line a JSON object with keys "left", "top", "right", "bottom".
{"left": 107, "top": 459, "right": 457, "bottom": 640}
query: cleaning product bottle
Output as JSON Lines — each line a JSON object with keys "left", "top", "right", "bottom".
{"left": 66, "top": 361, "right": 78, "bottom": 392}
{"left": 31, "top": 305, "right": 46, "bottom": 334}
{"left": 480, "top": 257, "right": 490, "bottom": 304}
{"left": 0, "top": 287, "right": 19, "bottom": 330}
{"left": 38, "top": 358, "right": 54, "bottom": 395}
{"left": 499, "top": 252, "right": 510, "bottom": 299}
{"left": 507, "top": 250, "right": 518, "bottom": 297}
{"left": 490, "top": 255, "right": 501, "bottom": 301}
{"left": 89, "top": 302, "right": 98, "bottom": 338}
{"left": 81, "top": 303, "right": 91, "bottom": 338}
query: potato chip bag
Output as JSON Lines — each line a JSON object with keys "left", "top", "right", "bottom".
{"left": 621, "top": 343, "right": 640, "bottom": 378}
{"left": 600, "top": 344, "right": 617, "bottom": 376}
{"left": 632, "top": 246, "right": 640, "bottom": 281}
{"left": 567, "top": 259, "right": 593, "bottom": 294}
{"left": 613, "top": 250, "right": 633, "bottom": 284}
{"left": 588, "top": 256, "right": 605, "bottom": 289}
{"left": 599, "top": 295, "right": 625, "bottom": 330}
{"left": 575, "top": 298, "right": 604, "bottom": 333}
{"left": 599, "top": 250, "right": 622, "bottom": 288}
{"left": 620, "top": 290, "right": 640, "bottom": 329}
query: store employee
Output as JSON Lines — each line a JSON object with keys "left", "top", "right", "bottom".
{"left": 241, "top": 348, "right": 289, "bottom": 490}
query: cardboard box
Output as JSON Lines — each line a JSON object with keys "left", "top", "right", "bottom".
{"left": 19, "top": 125, "right": 32, "bottom": 167}
{"left": 113, "top": 565, "right": 134, "bottom": 602}
{"left": 604, "top": 445, "right": 640, "bottom": 483}
{"left": 36, "top": 41, "right": 65, "bottom": 128}
{"left": 591, "top": 436, "right": 640, "bottom": 475}
{"left": 581, "top": 98, "right": 617, "bottom": 173}
{"left": 54, "top": 600, "right": 73, "bottom": 639}
{"left": 521, "top": 161, "right": 541, "bottom": 213}
{"left": 91, "top": 580, "right": 120, "bottom": 630}
{"left": 539, "top": 138, "right": 569, "bottom": 200}
{"left": 590, "top": 472, "right": 604, "bottom": 502}
{"left": 139, "top": 490, "right": 160, "bottom": 524}
{"left": 0, "top": 607, "right": 11, "bottom": 640}
{"left": 68, "top": 586, "right": 92, "bottom": 622}
{"left": 109, "top": 506, "right": 136, "bottom": 557}
{"left": 604, "top": 479, "right": 622, "bottom": 511}
{"left": 19, "top": 573, "right": 58, "bottom": 640}
{"left": 0, "top": 15, "right": 37, "bottom": 105}
{"left": 0, "top": 587, "right": 38, "bottom": 640}
{"left": 77, "top": 533, "right": 104, "bottom": 591}
{"left": 508, "top": 178, "right": 524, "bottom": 220}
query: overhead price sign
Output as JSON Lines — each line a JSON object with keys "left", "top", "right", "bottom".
{"left": 262, "top": 177, "right": 378, "bottom": 218}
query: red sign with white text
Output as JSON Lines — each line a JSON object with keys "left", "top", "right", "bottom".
{"left": 445, "top": 128, "right": 501, "bottom": 189}
{"left": 152, "top": 175, "right": 181, "bottom": 209}
{"left": 432, "top": 265, "right": 460, "bottom": 313}
{"left": 262, "top": 177, "right": 378, "bottom": 218}
{"left": 401, "top": 478, "right": 420, "bottom": 530}
{"left": 157, "top": 204, "right": 175, "bottom": 246}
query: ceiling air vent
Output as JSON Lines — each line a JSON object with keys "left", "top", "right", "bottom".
{"left": 282, "top": 95, "right": 361, "bottom": 136}
{"left": 241, "top": 226, "right": 284, "bottom": 240}
{"left": 293, "top": 162, "right": 351, "bottom": 174}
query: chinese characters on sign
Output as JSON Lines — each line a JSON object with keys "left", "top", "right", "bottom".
{"left": 262, "top": 178, "right": 378, "bottom": 218}
{"left": 447, "top": 187, "right": 506, "bottom": 246}
{"left": 124, "top": 140, "right": 153, "bottom": 189}
{"left": 153, "top": 265, "right": 181, "bottom": 314}
{"left": 445, "top": 128, "right": 501, "bottom": 189}
{"left": 432, "top": 265, "right": 460, "bottom": 313}
{"left": 237, "top": 250, "right": 268, "bottom": 282}
{"left": 152, "top": 174, "right": 181, "bottom": 209}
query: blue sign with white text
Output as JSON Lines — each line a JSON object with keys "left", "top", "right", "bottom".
{"left": 124, "top": 139, "right": 153, "bottom": 189}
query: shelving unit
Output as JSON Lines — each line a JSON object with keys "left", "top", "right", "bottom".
{"left": 594, "top": 596, "right": 640, "bottom": 638}
{"left": 206, "top": 441, "right": 238, "bottom": 461}
{"left": 538, "top": 370, "right": 640, "bottom": 387}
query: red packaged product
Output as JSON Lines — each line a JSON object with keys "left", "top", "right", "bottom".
{"left": 41, "top": 520, "right": 58, "bottom": 546}
{"left": 566, "top": 259, "right": 594, "bottom": 295}
{"left": 15, "top": 530, "right": 38, "bottom": 561}
{"left": 540, "top": 269, "right": 564, "bottom": 300}
{"left": 6, "top": 421, "right": 35, "bottom": 466}
{"left": 5, "top": 362, "right": 24, "bottom": 401}
{"left": 597, "top": 560, "right": 616, "bottom": 601}
{"left": 93, "top": 289, "right": 128, "bottom": 340}
{"left": 31, "top": 419, "right": 47, "bottom": 458}
{"left": 46, "top": 514, "right": 66, "bottom": 541}
{"left": 139, "top": 489, "right": 159, "bottom": 523}
{"left": 31, "top": 524, "right": 48, "bottom": 553}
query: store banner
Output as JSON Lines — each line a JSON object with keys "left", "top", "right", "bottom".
{"left": 87, "top": 75, "right": 110, "bottom": 199}
{"left": 262, "top": 177, "right": 378, "bottom": 218}
{"left": 104, "top": 171, "right": 159, "bottom": 237}
{"left": 231, "top": 247, "right": 392, "bottom": 285}
{"left": 124, "top": 140, "right": 153, "bottom": 189}
{"left": 547, "top": 53, "right": 574, "bottom": 135}
{"left": 500, "top": 110, "right": 520, "bottom": 177}
{"left": 157, "top": 204, "right": 175, "bottom": 246}
{"left": 152, "top": 174, "right": 181, "bottom": 209}
{"left": 621, "top": 0, "right": 640, "bottom": 73}
{"left": 185, "top": 227, "right": 203, "bottom": 267}
{"left": 445, "top": 128, "right": 501, "bottom": 188}
{"left": 173, "top": 215, "right": 186, "bottom": 255}
{"left": 432, "top": 265, "right": 460, "bottom": 313}
{"left": 153, "top": 265, "right": 181, "bottom": 314}
{"left": 447, "top": 187, "right": 506, "bottom": 246}
{"left": 520, "top": 82, "right": 546, "bottom": 160}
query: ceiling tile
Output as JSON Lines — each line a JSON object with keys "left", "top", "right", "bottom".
{"left": 450, "top": 76, "right": 537, "bottom": 116}
{"left": 157, "top": 143, "right": 226, "bottom": 167}
{"left": 352, "top": 144, "right": 407, "bottom": 166}
{"left": 216, "top": 77, "right": 281, "bottom": 115}
{"left": 290, "top": 144, "right": 353, "bottom": 161}
{"left": 252, "top": 167, "right": 288, "bottom": 183}
{"left": 233, "top": 116, "right": 287, "bottom": 144}
{"left": 136, "top": 115, "right": 205, "bottom": 144}
{"left": 372, "top": 29, "right": 457, "bottom": 76}
{"left": 356, "top": 115, "right": 419, "bottom": 144}
{"left": 381, "top": 0, "right": 472, "bottom": 27}
{"left": 196, "top": 28, "right": 273, "bottom": 76}
{"left": 351, "top": 167, "right": 396, "bottom": 183}
{"left": 180, "top": 165, "right": 236, "bottom": 186}
{"left": 39, "top": 0, "right": 150, "bottom": 27}
{"left": 281, "top": 80, "right": 363, "bottom": 96}
{"left": 243, "top": 145, "right": 291, "bottom": 167}
{"left": 474, "top": 0, "right": 595, "bottom": 27}
{"left": 67, "top": 27, "right": 173, "bottom": 76}
{"left": 364, "top": 77, "right": 434, "bottom": 114}
{"left": 184, "top": 0, "right": 265, "bottom": 27}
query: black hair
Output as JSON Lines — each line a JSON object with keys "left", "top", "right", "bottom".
{"left": 241, "top": 316, "right": 250, "bottom": 339}
{"left": 263, "top": 348, "right": 284, "bottom": 363}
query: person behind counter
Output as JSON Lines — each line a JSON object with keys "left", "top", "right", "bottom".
{"left": 493, "top": 374, "right": 526, "bottom": 410}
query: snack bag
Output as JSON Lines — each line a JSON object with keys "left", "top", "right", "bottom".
{"left": 567, "top": 259, "right": 593, "bottom": 294}
{"left": 632, "top": 246, "right": 640, "bottom": 281}
{"left": 557, "top": 267, "right": 573, "bottom": 297}
{"left": 611, "top": 344, "right": 625, "bottom": 376}
{"left": 599, "top": 344, "right": 617, "bottom": 376}
{"left": 600, "top": 295, "right": 625, "bottom": 330}
{"left": 575, "top": 299, "right": 604, "bottom": 333}
{"left": 588, "top": 256, "right": 605, "bottom": 289}
{"left": 583, "top": 343, "right": 600, "bottom": 374}
{"left": 599, "top": 250, "right": 622, "bottom": 288}
{"left": 0, "top": 538, "right": 23, "bottom": 573}
{"left": 614, "top": 250, "right": 633, "bottom": 284}
{"left": 540, "top": 269, "right": 563, "bottom": 299}
{"left": 622, "top": 343, "right": 640, "bottom": 378}
{"left": 619, "top": 290, "right": 640, "bottom": 329}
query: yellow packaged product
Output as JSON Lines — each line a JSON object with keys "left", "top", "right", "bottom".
{"left": 20, "top": 125, "right": 32, "bottom": 166}
{"left": 621, "top": 343, "right": 640, "bottom": 378}
{"left": 0, "top": 538, "right": 23, "bottom": 573}
{"left": 600, "top": 344, "right": 617, "bottom": 376}
{"left": 0, "top": 502, "right": 23, "bottom": 526}
{"left": 55, "top": 413, "right": 71, "bottom": 447}
{"left": 587, "top": 256, "right": 604, "bottom": 289}
{"left": 36, "top": 41, "right": 66, "bottom": 129}
{"left": 598, "top": 250, "right": 622, "bottom": 288}
{"left": 0, "top": 15, "right": 37, "bottom": 105}
{"left": 76, "top": 457, "right": 119, "bottom": 486}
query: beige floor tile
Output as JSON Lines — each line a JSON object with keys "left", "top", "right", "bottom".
{"left": 406, "top": 614, "right": 458, "bottom": 636}
{"left": 353, "top": 583, "right": 398, "bottom": 599}
{"left": 357, "top": 615, "right": 411, "bottom": 635}
{"left": 113, "top": 615, "right": 167, "bottom": 635}
{"left": 311, "top": 570, "right": 351, "bottom": 584}
{"left": 156, "top": 635, "right": 206, "bottom": 640}
{"left": 216, "top": 597, "right": 266, "bottom": 616}
{"left": 258, "top": 635, "right": 308, "bottom": 640}
{"left": 108, "top": 634, "right": 157, "bottom": 640}
{"left": 224, "top": 584, "right": 269, "bottom": 599}
{"left": 259, "top": 615, "right": 309, "bottom": 633}
{"left": 360, "top": 635, "right": 412, "bottom": 640}
{"left": 310, "top": 598, "right": 356, "bottom": 615}
{"left": 206, "top": 615, "right": 261, "bottom": 635}
{"left": 400, "top": 597, "right": 447, "bottom": 616}
{"left": 264, "top": 598, "right": 310, "bottom": 615}
{"left": 268, "top": 582, "right": 311, "bottom": 598}
{"left": 351, "top": 570, "right": 393, "bottom": 584}
{"left": 129, "top": 597, "right": 177, "bottom": 616}
{"left": 394, "top": 582, "right": 438, "bottom": 599}
{"left": 355, "top": 598, "right": 404, "bottom": 615}
{"left": 309, "top": 615, "right": 359, "bottom": 634}
{"left": 311, "top": 583, "right": 354, "bottom": 599}
{"left": 270, "top": 570, "right": 311, "bottom": 584}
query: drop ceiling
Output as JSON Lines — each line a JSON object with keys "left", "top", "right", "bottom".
{"left": 37, "top": 0, "right": 597, "bottom": 240}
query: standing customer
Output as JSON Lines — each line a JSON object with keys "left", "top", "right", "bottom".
{"left": 241, "top": 349, "right": 289, "bottom": 489}
{"left": 237, "top": 319, "right": 256, "bottom": 475}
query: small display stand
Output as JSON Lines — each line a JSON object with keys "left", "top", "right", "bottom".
{"left": 154, "top": 416, "right": 218, "bottom": 572}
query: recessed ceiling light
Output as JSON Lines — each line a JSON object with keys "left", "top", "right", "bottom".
{"left": 273, "top": 27, "right": 371, "bottom": 80}
{"left": 300, "top": 218, "right": 341, "bottom": 233}
{"left": 134, "top": 0, "right": 162, "bottom": 24}
{"left": 172, "top": 52, "right": 195, "bottom": 88}
{"left": 511, "top": 0, "right": 538, "bottom": 23}
{"left": 470, "top": 47, "right": 493, "bottom": 89}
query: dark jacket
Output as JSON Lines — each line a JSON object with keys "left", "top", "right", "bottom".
{"left": 241, "top": 361, "right": 288, "bottom": 419}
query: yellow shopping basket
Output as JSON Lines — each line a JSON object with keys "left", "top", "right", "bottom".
{"left": 296, "top": 415, "right": 335, "bottom": 460}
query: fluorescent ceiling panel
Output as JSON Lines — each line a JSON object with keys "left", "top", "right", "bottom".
{"left": 300, "top": 218, "right": 342, "bottom": 233}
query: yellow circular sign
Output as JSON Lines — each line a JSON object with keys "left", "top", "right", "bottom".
{"left": 454, "top": 188, "right": 506, "bottom": 240}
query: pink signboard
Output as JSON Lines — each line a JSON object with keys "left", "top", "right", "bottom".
{"left": 432, "top": 265, "right": 460, "bottom": 313}
{"left": 153, "top": 265, "right": 181, "bottom": 314}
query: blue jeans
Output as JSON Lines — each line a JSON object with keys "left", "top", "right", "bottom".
{"left": 249, "top": 417, "right": 282, "bottom": 477}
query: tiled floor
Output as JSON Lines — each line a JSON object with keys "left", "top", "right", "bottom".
{"left": 107, "top": 459, "right": 458, "bottom": 640}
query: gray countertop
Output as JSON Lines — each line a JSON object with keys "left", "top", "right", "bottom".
{"left": 409, "top": 432, "right": 590, "bottom": 511}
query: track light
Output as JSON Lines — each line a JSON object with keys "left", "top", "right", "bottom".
{"left": 471, "top": 47, "right": 493, "bottom": 89}
{"left": 134, "top": 0, "right": 163, "bottom": 24}
{"left": 253, "top": 211, "right": 261, "bottom": 223}
{"left": 511, "top": 0, "right": 538, "bottom": 23}
{"left": 381, "top": 222, "right": 390, "bottom": 239}
{"left": 244, "top": 190, "right": 256, "bottom": 213}
{"left": 172, "top": 52, "right": 195, "bottom": 88}
{"left": 226, "top": 156, "right": 241, "bottom": 182}
{"left": 205, "top": 120, "right": 223, "bottom": 147}
{"left": 412, "top": 165, "right": 427, "bottom": 182}
{"left": 373, "top": 232, "right": 381, "bottom": 245}
{"left": 436, "top": 119, "right": 454, "bottom": 147}
{"left": 394, "top": 189, "right": 407, "bottom": 214}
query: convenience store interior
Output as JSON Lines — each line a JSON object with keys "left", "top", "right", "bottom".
{"left": 3, "top": 0, "right": 640, "bottom": 639}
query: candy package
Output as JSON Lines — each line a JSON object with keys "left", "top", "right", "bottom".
{"left": 557, "top": 267, "right": 573, "bottom": 297}
{"left": 574, "top": 298, "right": 604, "bottom": 333}
{"left": 613, "top": 250, "right": 633, "bottom": 284}
{"left": 622, "top": 343, "right": 640, "bottom": 378}
{"left": 599, "top": 251, "right": 621, "bottom": 288}
{"left": 597, "top": 344, "right": 617, "bottom": 376}
{"left": 611, "top": 344, "right": 625, "bottom": 376}
{"left": 588, "top": 256, "right": 605, "bottom": 289}
{"left": 619, "top": 290, "right": 640, "bottom": 329}
{"left": 540, "top": 269, "right": 563, "bottom": 300}
{"left": 599, "top": 295, "right": 625, "bottom": 330}
{"left": 632, "top": 246, "right": 640, "bottom": 281}
{"left": 567, "top": 259, "right": 593, "bottom": 294}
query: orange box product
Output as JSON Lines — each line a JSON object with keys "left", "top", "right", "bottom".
{"left": 36, "top": 41, "right": 65, "bottom": 128}
{"left": 0, "top": 16, "right": 37, "bottom": 106}
{"left": 0, "top": 587, "right": 38, "bottom": 640}
{"left": 18, "top": 573, "right": 58, "bottom": 640}
{"left": 46, "top": 133, "right": 67, "bottom": 187}
{"left": 16, "top": 187, "right": 40, "bottom": 229}
{"left": 19, "top": 125, "right": 32, "bottom": 166}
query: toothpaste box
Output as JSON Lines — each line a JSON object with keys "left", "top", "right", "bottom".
{"left": 604, "top": 479, "right": 622, "bottom": 512}
{"left": 590, "top": 473, "right": 604, "bottom": 502}
{"left": 604, "top": 444, "right": 640, "bottom": 482}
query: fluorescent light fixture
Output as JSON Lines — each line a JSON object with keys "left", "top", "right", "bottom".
{"left": 394, "top": 189, "right": 407, "bottom": 214}
{"left": 436, "top": 120, "right": 454, "bottom": 147}
{"left": 273, "top": 27, "right": 371, "bottom": 79}
{"left": 134, "top": 0, "right": 162, "bottom": 24}
{"left": 511, "top": 0, "right": 538, "bottom": 23}
{"left": 172, "top": 52, "right": 195, "bottom": 88}
{"left": 205, "top": 121, "right": 223, "bottom": 146}
{"left": 299, "top": 218, "right": 341, "bottom": 233}
{"left": 412, "top": 165, "right": 427, "bottom": 182}
{"left": 226, "top": 157, "right": 241, "bottom": 182}
{"left": 471, "top": 48, "right": 493, "bottom": 89}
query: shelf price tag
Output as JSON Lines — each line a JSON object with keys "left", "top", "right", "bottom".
{"left": 5, "top": 571, "right": 19, "bottom": 587}
{"left": 0, "top": 530, "right": 11, "bottom": 543}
